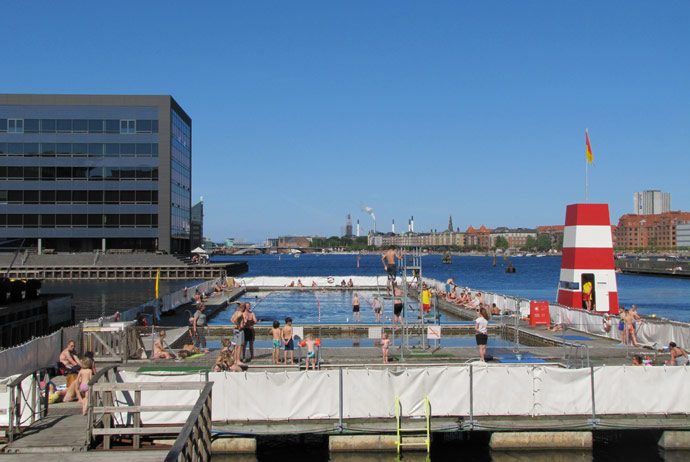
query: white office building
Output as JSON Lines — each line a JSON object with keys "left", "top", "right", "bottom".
{"left": 634, "top": 190, "right": 671, "bottom": 215}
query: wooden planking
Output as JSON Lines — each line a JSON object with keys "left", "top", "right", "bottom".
{"left": 4, "top": 413, "right": 88, "bottom": 452}
{"left": 92, "top": 426, "right": 183, "bottom": 436}
{"left": 0, "top": 451, "right": 170, "bottom": 461}
{"left": 95, "top": 405, "right": 194, "bottom": 413}
{"left": 93, "top": 382, "right": 204, "bottom": 392}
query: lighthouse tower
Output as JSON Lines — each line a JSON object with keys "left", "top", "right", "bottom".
{"left": 557, "top": 203, "right": 619, "bottom": 314}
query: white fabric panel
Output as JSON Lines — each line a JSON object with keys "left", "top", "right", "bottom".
{"left": 342, "top": 367, "right": 470, "bottom": 418}
{"left": 533, "top": 367, "right": 592, "bottom": 416}
{"left": 117, "top": 371, "right": 203, "bottom": 424}
{"left": 238, "top": 276, "right": 399, "bottom": 288}
{"left": 563, "top": 225, "right": 613, "bottom": 249}
{"left": 0, "top": 331, "right": 62, "bottom": 379}
{"left": 594, "top": 366, "right": 690, "bottom": 415}
{"left": 473, "top": 365, "right": 534, "bottom": 416}
{"left": 219, "top": 369, "right": 340, "bottom": 421}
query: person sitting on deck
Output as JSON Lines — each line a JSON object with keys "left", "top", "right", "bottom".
{"left": 669, "top": 342, "right": 689, "bottom": 366}
{"left": 347, "top": 279, "right": 354, "bottom": 287}
{"left": 59, "top": 340, "right": 83, "bottom": 374}
{"left": 312, "top": 281, "right": 318, "bottom": 287}
{"left": 297, "top": 279, "right": 304, "bottom": 287}
{"left": 153, "top": 331, "right": 176, "bottom": 359}
{"left": 288, "top": 281, "right": 295, "bottom": 287}
{"left": 340, "top": 280, "right": 347, "bottom": 287}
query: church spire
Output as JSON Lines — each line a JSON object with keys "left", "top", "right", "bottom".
{"left": 448, "top": 213, "right": 453, "bottom": 232}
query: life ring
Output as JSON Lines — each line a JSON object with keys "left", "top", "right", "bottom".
{"left": 603, "top": 315, "right": 612, "bottom": 333}
{"left": 327, "top": 277, "right": 335, "bottom": 284}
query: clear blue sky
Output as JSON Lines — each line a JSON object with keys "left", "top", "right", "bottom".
{"left": 5, "top": 1, "right": 690, "bottom": 243}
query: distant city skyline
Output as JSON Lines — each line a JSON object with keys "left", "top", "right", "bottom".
{"left": 4, "top": 2, "right": 689, "bottom": 244}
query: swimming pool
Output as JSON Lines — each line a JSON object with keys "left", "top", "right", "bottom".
{"left": 209, "top": 289, "right": 465, "bottom": 325}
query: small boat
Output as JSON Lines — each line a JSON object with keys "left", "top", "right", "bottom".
{"left": 442, "top": 251, "right": 453, "bottom": 264}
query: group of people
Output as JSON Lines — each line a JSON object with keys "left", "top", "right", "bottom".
{"left": 617, "top": 305, "right": 642, "bottom": 346}
{"left": 55, "top": 340, "right": 96, "bottom": 415}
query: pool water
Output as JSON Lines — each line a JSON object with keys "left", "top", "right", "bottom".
{"left": 209, "top": 289, "right": 464, "bottom": 325}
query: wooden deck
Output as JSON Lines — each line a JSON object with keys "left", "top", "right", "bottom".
{"left": 4, "top": 403, "right": 88, "bottom": 453}
{"left": 0, "top": 450, "right": 168, "bottom": 461}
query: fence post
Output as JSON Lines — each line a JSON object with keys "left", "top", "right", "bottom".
{"left": 588, "top": 365, "right": 599, "bottom": 427}
{"left": 338, "top": 367, "right": 344, "bottom": 432}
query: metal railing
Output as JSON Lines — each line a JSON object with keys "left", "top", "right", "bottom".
{"left": 164, "top": 382, "right": 213, "bottom": 462}
{"left": 6, "top": 368, "right": 48, "bottom": 442}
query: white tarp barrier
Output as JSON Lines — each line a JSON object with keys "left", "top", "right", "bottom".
{"left": 111, "top": 365, "right": 690, "bottom": 422}
{"left": 594, "top": 366, "right": 690, "bottom": 415}
{"left": 0, "top": 375, "right": 38, "bottom": 427}
{"left": 238, "top": 276, "right": 399, "bottom": 288}
{"left": 0, "top": 331, "right": 62, "bottom": 378}
{"left": 217, "top": 370, "right": 340, "bottom": 421}
{"left": 548, "top": 303, "right": 690, "bottom": 350}
{"left": 342, "top": 367, "right": 470, "bottom": 418}
{"left": 117, "top": 371, "right": 203, "bottom": 424}
{"left": 473, "top": 365, "right": 534, "bottom": 416}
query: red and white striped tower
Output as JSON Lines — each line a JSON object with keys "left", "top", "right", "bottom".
{"left": 557, "top": 203, "right": 619, "bottom": 314}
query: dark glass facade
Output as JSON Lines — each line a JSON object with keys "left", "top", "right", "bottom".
{"left": 0, "top": 95, "right": 191, "bottom": 253}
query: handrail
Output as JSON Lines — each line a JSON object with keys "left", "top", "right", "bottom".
{"left": 164, "top": 382, "right": 213, "bottom": 462}
{"left": 395, "top": 396, "right": 402, "bottom": 455}
{"left": 7, "top": 369, "right": 46, "bottom": 442}
{"left": 424, "top": 396, "right": 431, "bottom": 452}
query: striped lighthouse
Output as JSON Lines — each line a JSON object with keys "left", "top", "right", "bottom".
{"left": 557, "top": 203, "right": 619, "bottom": 314}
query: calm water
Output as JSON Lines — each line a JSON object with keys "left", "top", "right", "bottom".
{"left": 214, "top": 254, "right": 690, "bottom": 322}
{"left": 46, "top": 254, "right": 690, "bottom": 324}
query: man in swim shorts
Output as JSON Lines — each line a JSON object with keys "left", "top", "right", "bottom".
{"left": 372, "top": 296, "right": 382, "bottom": 323}
{"left": 382, "top": 246, "right": 403, "bottom": 295}
{"left": 352, "top": 293, "right": 361, "bottom": 322}
{"left": 393, "top": 286, "right": 404, "bottom": 329}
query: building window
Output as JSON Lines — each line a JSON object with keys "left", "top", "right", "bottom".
{"left": 120, "top": 119, "right": 135, "bottom": 134}
{"left": 8, "top": 119, "right": 23, "bottom": 133}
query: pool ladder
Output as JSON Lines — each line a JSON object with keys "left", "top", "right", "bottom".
{"left": 395, "top": 396, "right": 431, "bottom": 454}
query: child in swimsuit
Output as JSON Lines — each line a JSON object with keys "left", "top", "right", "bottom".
{"left": 270, "top": 321, "right": 281, "bottom": 364}
{"left": 304, "top": 334, "right": 318, "bottom": 371}
{"left": 75, "top": 358, "right": 93, "bottom": 415}
{"left": 381, "top": 333, "right": 391, "bottom": 363}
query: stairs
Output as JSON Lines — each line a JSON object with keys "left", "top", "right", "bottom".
{"left": 395, "top": 396, "right": 431, "bottom": 454}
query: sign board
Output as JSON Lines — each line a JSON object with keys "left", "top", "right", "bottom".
{"left": 368, "top": 326, "right": 382, "bottom": 339}
{"left": 529, "top": 301, "right": 550, "bottom": 326}
{"left": 427, "top": 325, "right": 442, "bottom": 340}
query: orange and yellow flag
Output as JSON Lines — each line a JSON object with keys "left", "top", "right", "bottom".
{"left": 586, "top": 129, "right": 594, "bottom": 164}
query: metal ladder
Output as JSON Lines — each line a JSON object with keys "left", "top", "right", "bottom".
{"left": 395, "top": 396, "right": 431, "bottom": 454}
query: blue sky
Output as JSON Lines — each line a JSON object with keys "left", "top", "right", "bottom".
{"left": 5, "top": 1, "right": 689, "bottom": 243}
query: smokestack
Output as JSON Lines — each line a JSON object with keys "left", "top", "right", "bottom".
{"left": 357, "top": 219, "right": 360, "bottom": 237}
{"left": 392, "top": 219, "right": 395, "bottom": 233}
{"left": 411, "top": 216, "right": 415, "bottom": 233}
{"left": 408, "top": 219, "right": 411, "bottom": 233}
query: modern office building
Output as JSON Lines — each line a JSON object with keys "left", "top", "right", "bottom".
{"left": 634, "top": 190, "right": 671, "bottom": 215}
{"left": 0, "top": 94, "right": 191, "bottom": 254}
{"left": 190, "top": 197, "right": 203, "bottom": 250}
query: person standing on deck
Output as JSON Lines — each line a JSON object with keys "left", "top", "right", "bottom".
{"left": 382, "top": 246, "right": 404, "bottom": 296}
{"left": 352, "top": 293, "right": 361, "bottom": 323}
{"left": 193, "top": 304, "right": 210, "bottom": 353}
{"left": 583, "top": 281, "right": 593, "bottom": 311}
{"left": 242, "top": 302, "right": 258, "bottom": 362}
{"left": 372, "top": 296, "right": 383, "bottom": 323}
{"left": 475, "top": 307, "right": 489, "bottom": 362}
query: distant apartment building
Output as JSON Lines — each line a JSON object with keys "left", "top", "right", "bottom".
{"left": 615, "top": 211, "right": 690, "bottom": 248}
{"left": 0, "top": 94, "right": 192, "bottom": 254}
{"left": 634, "top": 190, "right": 671, "bottom": 215}
{"left": 490, "top": 227, "right": 537, "bottom": 248}
{"left": 190, "top": 198, "right": 203, "bottom": 249}
{"left": 375, "top": 229, "right": 465, "bottom": 248}
{"left": 264, "top": 236, "right": 316, "bottom": 249}
{"left": 464, "top": 225, "right": 493, "bottom": 248}
{"left": 677, "top": 223, "right": 690, "bottom": 248}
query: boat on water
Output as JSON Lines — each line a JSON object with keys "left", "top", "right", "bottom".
{"left": 442, "top": 251, "right": 453, "bottom": 264}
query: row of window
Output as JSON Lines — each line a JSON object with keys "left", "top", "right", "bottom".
{"left": 0, "top": 166, "right": 158, "bottom": 181}
{"left": 0, "top": 142, "right": 158, "bottom": 157}
{"left": 0, "top": 119, "right": 158, "bottom": 134}
{"left": 0, "top": 214, "right": 158, "bottom": 228}
{"left": 0, "top": 189, "right": 158, "bottom": 204}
